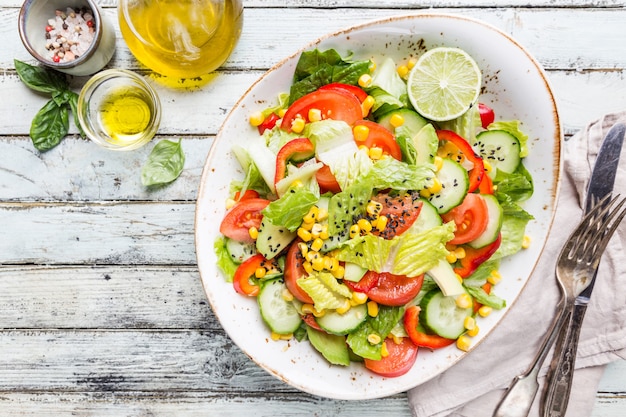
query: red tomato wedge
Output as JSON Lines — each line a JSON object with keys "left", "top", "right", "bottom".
{"left": 364, "top": 337, "right": 418, "bottom": 377}
{"left": 353, "top": 120, "right": 402, "bottom": 160}
{"left": 364, "top": 271, "right": 424, "bottom": 307}
{"left": 219, "top": 198, "right": 270, "bottom": 243}
{"left": 284, "top": 239, "right": 315, "bottom": 304}
{"left": 441, "top": 193, "right": 489, "bottom": 245}
{"left": 404, "top": 305, "right": 455, "bottom": 349}
{"left": 281, "top": 89, "right": 363, "bottom": 132}
{"left": 437, "top": 130, "right": 485, "bottom": 193}
{"left": 234, "top": 189, "right": 260, "bottom": 201}
{"left": 370, "top": 193, "right": 422, "bottom": 239}
{"left": 318, "top": 83, "right": 368, "bottom": 102}
{"left": 315, "top": 164, "right": 342, "bottom": 193}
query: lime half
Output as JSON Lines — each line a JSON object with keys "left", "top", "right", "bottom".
{"left": 407, "top": 47, "right": 482, "bottom": 122}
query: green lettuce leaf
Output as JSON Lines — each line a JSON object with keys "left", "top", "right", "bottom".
{"left": 347, "top": 305, "right": 404, "bottom": 360}
{"left": 262, "top": 185, "right": 319, "bottom": 231}
{"left": 465, "top": 285, "right": 506, "bottom": 310}
{"left": 296, "top": 271, "right": 352, "bottom": 310}
{"left": 214, "top": 237, "right": 238, "bottom": 282}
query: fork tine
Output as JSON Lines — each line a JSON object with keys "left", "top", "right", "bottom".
{"left": 581, "top": 195, "right": 626, "bottom": 266}
{"left": 561, "top": 194, "right": 613, "bottom": 259}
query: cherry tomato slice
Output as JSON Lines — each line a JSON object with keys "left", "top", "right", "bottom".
{"left": 219, "top": 198, "right": 271, "bottom": 243}
{"left": 284, "top": 239, "right": 315, "bottom": 304}
{"left": 315, "top": 164, "right": 342, "bottom": 193}
{"left": 404, "top": 305, "right": 455, "bottom": 349}
{"left": 478, "top": 103, "right": 495, "bottom": 129}
{"left": 437, "top": 130, "right": 485, "bottom": 193}
{"left": 365, "top": 271, "right": 424, "bottom": 307}
{"left": 234, "top": 189, "right": 260, "bottom": 201}
{"left": 281, "top": 89, "right": 363, "bottom": 132}
{"left": 302, "top": 313, "right": 323, "bottom": 331}
{"left": 233, "top": 254, "right": 264, "bottom": 296}
{"left": 258, "top": 112, "right": 280, "bottom": 135}
{"left": 318, "top": 83, "right": 368, "bottom": 103}
{"left": 370, "top": 193, "right": 422, "bottom": 239}
{"left": 364, "top": 337, "right": 418, "bottom": 377}
{"left": 343, "top": 270, "right": 379, "bottom": 293}
{"left": 353, "top": 120, "right": 402, "bottom": 160}
{"left": 441, "top": 193, "right": 489, "bottom": 245}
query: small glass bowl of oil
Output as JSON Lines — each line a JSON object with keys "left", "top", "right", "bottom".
{"left": 77, "top": 69, "right": 161, "bottom": 151}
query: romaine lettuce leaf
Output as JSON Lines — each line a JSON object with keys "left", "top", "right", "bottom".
{"left": 214, "top": 236, "right": 238, "bottom": 282}
{"left": 347, "top": 305, "right": 404, "bottom": 360}
{"left": 262, "top": 185, "right": 319, "bottom": 231}
{"left": 296, "top": 271, "right": 352, "bottom": 310}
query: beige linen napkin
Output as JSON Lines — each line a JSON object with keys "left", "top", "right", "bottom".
{"left": 408, "top": 111, "right": 626, "bottom": 417}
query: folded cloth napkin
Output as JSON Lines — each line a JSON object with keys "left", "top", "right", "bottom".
{"left": 408, "top": 111, "right": 626, "bottom": 417}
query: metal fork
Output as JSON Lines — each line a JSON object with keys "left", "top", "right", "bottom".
{"left": 493, "top": 194, "right": 626, "bottom": 417}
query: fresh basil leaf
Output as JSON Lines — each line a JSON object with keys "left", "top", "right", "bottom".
{"left": 67, "top": 92, "right": 85, "bottom": 137}
{"left": 14, "top": 59, "right": 68, "bottom": 94}
{"left": 30, "top": 99, "right": 69, "bottom": 151}
{"left": 141, "top": 139, "right": 186, "bottom": 187}
{"left": 52, "top": 89, "right": 73, "bottom": 106}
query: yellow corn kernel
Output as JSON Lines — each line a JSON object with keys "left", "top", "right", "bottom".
{"left": 478, "top": 305, "right": 493, "bottom": 317}
{"left": 427, "top": 177, "right": 443, "bottom": 194}
{"left": 456, "top": 273, "right": 464, "bottom": 284}
{"left": 311, "top": 256, "right": 325, "bottom": 271}
{"left": 464, "top": 316, "right": 476, "bottom": 331}
{"left": 353, "top": 124, "right": 370, "bottom": 142}
{"left": 358, "top": 73, "right": 373, "bottom": 88}
{"left": 306, "top": 250, "right": 320, "bottom": 263}
{"left": 375, "top": 215, "right": 388, "bottom": 232}
{"left": 278, "top": 108, "right": 287, "bottom": 118}
{"left": 282, "top": 288, "right": 294, "bottom": 302}
{"left": 317, "top": 207, "right": 329, "bottom": 222}
{"left": 456, "top": 293, "right": 473, "bottom": 309}
{"left": 434, "top": 156, "right": 444, "bottom": 172}
{"left": 303, "top": 261, "right": 314, "bottom": 275}
{"left": 522, "top": 235, "right": 532, "bottom": 249}
{"left": 297, "top": 227, "right": 312, "bottom": 242}
{"left": 367, "top": 333, "right": 382, "bottom": 345}
{"left": 456, "top": 335, "right": 472, "bottom": 352}
{"left": 255, "top": 267, "right": 266, "bottom": 279}
{"left": 487, "top": 270, "right": 502, "bottom": 286}
{"left": 369, "top": 146, "right": 384, "bottom": 160}
{"left": 310, "top": 223, "right": 324, "bottom": 238}
{"left": 390, "top": 333, "right": 403, "bottom": 345}
{"left": 299, "top": 220, "right": 314, "bottom": 231}
{"left": 225, "top": 198, "right": 237, "bottom": 210}
{"left": 270, "top": 331, "right": 281, "bottom": 341}
{"left": 361, "top": 95, "right": 375, "bottom": 117}
{"left": 397, "top": 64, "right": 409, "bottom": 79}
{"left": 483, "top": 160, "right": 493, "bottom": 174}
{"left": 389, "top": 113, "right": 405, "bottom": 128}
{"left": 291, "top": 116, "right": 306, "bottom": 133}
{"left": 302, "top": 303, "right": 324, "bottom": 317}
{"left": 369, "top": 61, "right": 377, "bottom": 72}
{"left": 248, "top": 226, "right": 259, "bottom": 240}
{"left": 351, "top": 291, "right": 368, "bottom": 305}
{"left": 381, "top": 340, "right": 390, "bottom": 357}
{"left": 319, "top": 224, "right": 330, "bottom": 240}
{"left": 249, "top": 111, "right": 264, "bottom": 127}
{"left": 454, "top": 247, "right": 466, "bottom": 260}
{"left": 270, "top": 331, "right": 292, "bottom": 341}
{"left": 308, "top": 108, "right": 322, "bottom": 122}
{"left": 298, "top": 242, "right": 308, "bottom": 257}
{"left": 310, "top": 237, "right": 324, "bottom": 252}
{"left": 303, "top": 206, "right": 319, "bottom": 223}
{"left": 331, "top": 264, "right": 345, "bottom": 279}
{"left": 349, "top": 224, "right": 361, "bottom": 239}
{"left": 326, "top": 256, "right": 339, "bottom": 272}
{"left": 419, "top": 188, "right": 432, "bottom": 198}
{"left": 446, "top": 252, "right": 458, "bottom": 264}
{"left": 467, "top": 325, "right": 480, "bottom": 337}
{"left": 367, "top": 300, "right": 379, "bottom": 317}
{"left": 357, "top": 218, "right": 373, "bottom": 233}
{"left": 366, "top": 200, "right": 383, "bottom": 216}
{"left": 336, "top": 299, "right": 351, "bottom": 315}
{"left": 407, "top": 57, "right": 418, "bottom": 69}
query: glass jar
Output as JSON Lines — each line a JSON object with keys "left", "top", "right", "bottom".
{"left": 118, "top": 0, "right": 243, "bottom": 79}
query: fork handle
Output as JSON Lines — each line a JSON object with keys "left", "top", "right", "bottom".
{"left": 541, "top": 303, "right": 588, "bottom": 417}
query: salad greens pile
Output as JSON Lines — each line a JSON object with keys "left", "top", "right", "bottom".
{"left": 214, "top": 47, "right": 534, "bottom": 376}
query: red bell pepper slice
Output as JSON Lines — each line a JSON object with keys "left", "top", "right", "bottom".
{"left": 478, "top": 103, "right": 495, "bottom": 129}
{"left": 233, "top": 254, "right": 266, "bottom": 296}
{"left": 258, "top": 112, "right": 280, "bottom": 135}
{"left": 454, "top": 234, "right": 502, "bottom": 278}
{"left": 403, "top": 305, "right": 455, "bottom": 349}
{"left": 274, "top": 138, "right": 316, "bottom": 186}
{"left": 437, "top": 130, "right": 486, "bottom": 193}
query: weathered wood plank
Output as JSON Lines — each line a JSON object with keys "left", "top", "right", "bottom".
{"left": 0, "top": 202, "right": 196, "bottom": 265}
{"left": 5, "top": 7, "right": 626, "bottom": 71}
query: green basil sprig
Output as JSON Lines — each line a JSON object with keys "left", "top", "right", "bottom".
{"left": 141, "top": 139, "right": 186, "bottom": 187}
{"left": 14, "top": 59, "right": 84, "bottom": 152}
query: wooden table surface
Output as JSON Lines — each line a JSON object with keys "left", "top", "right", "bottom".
{"left": 1, "top": 0, "right": 625, "bottom": 415}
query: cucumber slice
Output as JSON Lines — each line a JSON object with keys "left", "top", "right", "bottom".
{"left": 428, "top": 159, "right": 469, "bottom": 214}
{"left": 420, "top": 288, "right": 472, "bottom": 339}
{"left": 468, "top": 194, "right": 503, "bottom": 249}
{"left": 225, "top": 238, "right": 257, "bottom": 264}
{"left": 473, "top": 130, "right": 521, "bottom": 178}
{"left": 377, "top": 108, "right": 429, "bottom": 137}
{"left": 343, "top": 262, "right": 368, "bottom": 283}
{"left": 316, "top": 304, "right": 368, "bottom": 335}
{"left": 306, "top": 326, "right": 350, "bottom": 366}
{"left": 256, "top": 217, "right": 296, "bottom": 259}
{"left": 427, "top": 259, "right": 465, "bottom": 297}
{"left": 258, "top": 279, "right": 302, "bottom": 334}
{"left": 408, "top": 198, "right": 442, "bottom": 233}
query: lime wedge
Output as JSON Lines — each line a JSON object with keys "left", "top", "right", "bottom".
{"left": 407, "top": 47, "right": 482, "bottom": 122}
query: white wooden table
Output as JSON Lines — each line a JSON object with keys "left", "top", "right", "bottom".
{"left": 1, "top": 0, "right": 625, "bottom": 415}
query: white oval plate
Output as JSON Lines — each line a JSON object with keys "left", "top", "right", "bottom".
{"left": 195, "top": 13, "right": 561, "bottom": 400}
